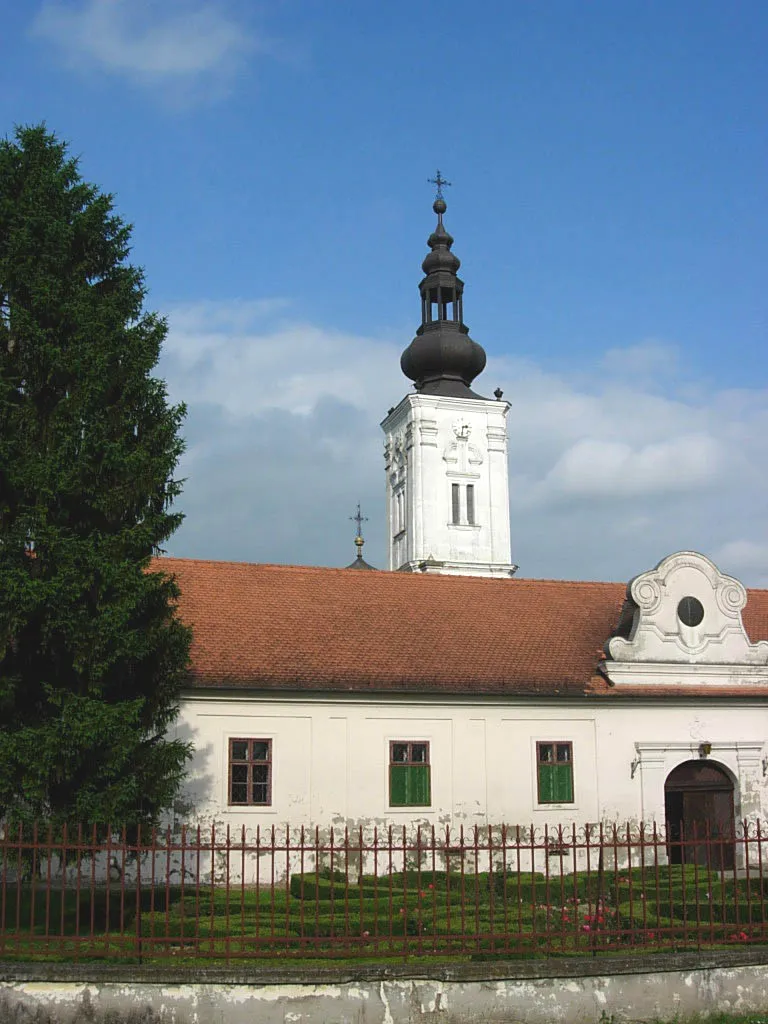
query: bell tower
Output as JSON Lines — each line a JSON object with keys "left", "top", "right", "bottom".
{"left": 381, "top": 178, "right": 516, "bottom": 577}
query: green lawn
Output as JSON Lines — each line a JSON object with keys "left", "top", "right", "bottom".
{"left": 1, "top": 863, "right": 766, "bottom": 962}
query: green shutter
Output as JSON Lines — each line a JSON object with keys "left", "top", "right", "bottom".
{"left": 390, "top": 765, "right": 431, "bottom": 806}
{"left": 538, "top": 763, "right": 573, "bottom": 803}
{"left": 390, "top": 765, "right": 408, "bottom": 805}
{"left": 538, "top": 764, "right": 554, "bottom": 803}
{"left": 553, "top": 763, "right": 573, "bottom": 802}
{"left": 408, "top": 765, "right": 430, "bottom": 806}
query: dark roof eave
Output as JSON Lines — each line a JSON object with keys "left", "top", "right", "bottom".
{"left": 183, "top": 675, "right": 598, "bottom": 698}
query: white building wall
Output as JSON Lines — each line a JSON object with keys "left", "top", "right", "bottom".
{"left": 381, "top": 393, "right": 515, "bottom": 576}
{"left": 175, "top": 694, "right": 768, "bottom": 832}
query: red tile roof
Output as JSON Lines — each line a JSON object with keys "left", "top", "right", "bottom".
{"left": 154, "top": 558, "right": 768, "bottom": 699}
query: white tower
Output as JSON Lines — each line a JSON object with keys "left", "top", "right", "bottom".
{"left": 381, "top": 185, "right": 516, "bottom": 578}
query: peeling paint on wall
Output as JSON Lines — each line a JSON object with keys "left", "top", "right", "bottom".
{"left": 6, "top": 957, "right": 768, "bottom": 1024}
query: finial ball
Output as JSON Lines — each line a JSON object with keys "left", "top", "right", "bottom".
{"left": 433, "top": 197, "right": 447, "bottom": 215}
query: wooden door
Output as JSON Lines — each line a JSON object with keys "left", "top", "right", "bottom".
{"left": 682, "top": 788, "right": 734, "bottom": 870}
{"left": 664, "top": 760, "right": 735, "bottom": 869}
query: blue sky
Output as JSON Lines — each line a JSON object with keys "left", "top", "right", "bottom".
{"left": 3, "top": 1, "right": 767, "bottom": 583}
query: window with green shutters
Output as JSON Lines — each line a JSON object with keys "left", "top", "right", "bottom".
{"left": 389, "top": 742, "right": 431, "bottom": 807}
{"left": 536, "top": 742, "right": 574, "bottom": 804}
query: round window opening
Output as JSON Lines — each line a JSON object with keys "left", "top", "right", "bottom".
{"left": 677, "top": 595, "right": 705, "bottom": 628}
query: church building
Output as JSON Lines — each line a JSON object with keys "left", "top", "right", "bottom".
{"left": 166, "top": 192, "right": 768, "bottom": 849}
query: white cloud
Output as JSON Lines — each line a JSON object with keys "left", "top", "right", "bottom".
{"left": 163, "top": 302, "right": 403, "bottom": 418}
{"left": 541, "top": 433, "right": 724, "bottom": 499}
{"left": 31, "top": 0, "right": 259, "bottom": 93}
{"left": 157, "top": 301, "right": 768, "bottom": 586}
{"left": 166, "top": 299, "right": 291, "bottom": 337}
{"left": 601, "top": 339, "right": 680, "bottom": 382}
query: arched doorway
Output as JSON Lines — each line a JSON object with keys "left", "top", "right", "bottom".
{"left": 664, "top": 760, "right": 735, "bottom": 869}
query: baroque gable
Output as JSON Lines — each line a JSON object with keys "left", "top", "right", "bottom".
{"left": 604, "top": 551, "right": 768, "bottom": 687}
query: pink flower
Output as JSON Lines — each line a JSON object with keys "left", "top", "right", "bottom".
{"left": 581, "top": 924, "right": 591, "bottom": 932}
{"left": 428, "top": 884, "right": 434, "bottom": 890}
{"left": 362, "top": 930, "right": 370, "bottom": 938}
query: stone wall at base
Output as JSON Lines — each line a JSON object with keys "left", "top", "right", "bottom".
{"left": 3, "top": 951, "right": 768, "bottom": 1024}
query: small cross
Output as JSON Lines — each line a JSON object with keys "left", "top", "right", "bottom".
{"left": 350, "top": 503, "right": 368, "bottom": 538}
{"left": 428, "top": 170, "right": 452, "bottom": 200}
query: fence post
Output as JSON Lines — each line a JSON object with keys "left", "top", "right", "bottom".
{"left": 135, "top": 824, "right": 143, "bottom": 965}
{"left": 593, "top": 826, "right": 604, "bottom": 958}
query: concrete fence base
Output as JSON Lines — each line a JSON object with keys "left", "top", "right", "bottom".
{"left": 3, "top": 952, "right": 768, "bottom": 1023}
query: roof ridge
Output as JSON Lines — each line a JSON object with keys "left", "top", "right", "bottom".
{"left": 153, "top": 556, "right": 628, "bottom": 587}
{"left": 152, "top": 556, "right": 768, "bottom": 595}
{"left": 511, "top": 577, "right": 624, "bottom": 588}
{"left": 154, "top": 557, "right": 346, "bottom": 572}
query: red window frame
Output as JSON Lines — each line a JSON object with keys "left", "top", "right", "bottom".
{"left": 389, "top": 740, "right": 430, "bottom": 766}
{"left": 228, "top": 738, "right": 272, "bottom": 806}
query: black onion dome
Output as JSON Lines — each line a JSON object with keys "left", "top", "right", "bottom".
{"left": 400, "top": 333, "right": 486, "bottom": 395}
{"left": 423, "top": 202, "right": 460, "bottom": 276}
{"left": 400, "top": 196, "right": 487, "bottom": 399}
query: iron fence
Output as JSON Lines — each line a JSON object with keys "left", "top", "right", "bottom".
{"left": 1, "top": 819, "right": 766, "bottom": 961}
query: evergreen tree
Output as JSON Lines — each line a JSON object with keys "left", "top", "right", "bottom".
{"left": 0, "top": 125, "right": 192, "bottom": 828}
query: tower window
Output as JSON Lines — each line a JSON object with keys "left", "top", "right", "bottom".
{"left": 392, "top": 484, "right": 405, "bottom": 536}
{"left": 451, "top": 483, "right": 460, "bottom": 525}
{"left": 466, "top": 484, "right": 475, "bottom": 525}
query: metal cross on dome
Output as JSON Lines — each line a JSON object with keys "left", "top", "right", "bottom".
{"left": 349, "top": 503, "right": 368, "bottom": 538}
{"left": 428, "top": 170, "right": 452, "bottom": 200}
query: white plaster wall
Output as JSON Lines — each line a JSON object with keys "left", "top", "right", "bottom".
{"left": 175, "top": 693, "right": 768, "bottom": 833}
{"left": 592, "top": 705, "right": 765, "bottom": 824}
{"left": 8, "top": 957, "right": 768, "bottom": 1024}
{"left": 381, "top": 393, "right": 513, "bottom": 574}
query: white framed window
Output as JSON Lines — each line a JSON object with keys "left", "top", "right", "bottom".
{"left": 229, "top": 738, "right": 272, "bottom": 806}
{"left": 449, "top": 482, "right": 479, "bottom": 526}
{"left": 466, "top": 484, "right": 475, "bottom": 525}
